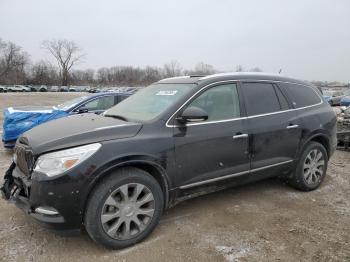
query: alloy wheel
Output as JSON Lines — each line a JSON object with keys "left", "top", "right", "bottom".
{"left": 303, "top": 149, "right": 325, "bottom": 185}
{"left": 101, "top": 183, "right": 155, "bottom": 240}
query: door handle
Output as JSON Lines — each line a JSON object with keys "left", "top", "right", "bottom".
{"left": 233, "top": 133, "right": 248, "bottom": 139}
{"left": 286, "top": 124, "right": 299, "bottom": 129}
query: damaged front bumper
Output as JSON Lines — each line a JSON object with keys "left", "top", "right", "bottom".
{"left": 1, "top": 162, "right": 65, "bottom": 227}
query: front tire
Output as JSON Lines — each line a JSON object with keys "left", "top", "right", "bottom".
{"left": 85, "top": 167, "right": 164, "bottom": 249}
{"left": 289, "top": 142, "right": 328, "bottom": 191}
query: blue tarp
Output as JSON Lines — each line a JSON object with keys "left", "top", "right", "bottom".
{"left": 2, "top": 107, "right": 68, "bottom": 142}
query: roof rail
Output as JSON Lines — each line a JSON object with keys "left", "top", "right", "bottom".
{"left": 189, "top": 75, "right": 206, "bottom": 78}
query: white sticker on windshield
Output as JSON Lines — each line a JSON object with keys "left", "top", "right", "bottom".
{"left": 156, "top": 90, "right": 178, "bottom": 96}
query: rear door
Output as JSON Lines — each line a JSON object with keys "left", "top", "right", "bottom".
{"left": 240, "top": 82, "right": 302, "bottom": 175}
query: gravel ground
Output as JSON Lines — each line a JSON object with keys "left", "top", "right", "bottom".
{"left": 0, "top": 93, "right": 349, "bottom": 262}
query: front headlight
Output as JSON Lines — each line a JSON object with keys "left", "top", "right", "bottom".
{"left": 34, "top": 143, "right": 101, "bottom": 177}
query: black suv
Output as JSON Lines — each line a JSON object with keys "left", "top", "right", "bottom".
{"left": 1, "top": 73, "right": 337, "bottom": 249}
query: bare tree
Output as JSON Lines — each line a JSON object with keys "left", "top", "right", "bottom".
{"left": 30, "top": 60, "right": 58, "bottom": 85}
{"left": 184, "top": 62, "right": 216, "bottom": 75}
{"left": 163, "top": 60, "right": 182, "bottom": 78}
{"left": 0, "top": 40, "right": 30, "bottom": 84}
{"left": 71, "top": 69, "right": 95, "bottom": 85}
{"left": 41, "top": 39, "right": 84, "bottom": 86}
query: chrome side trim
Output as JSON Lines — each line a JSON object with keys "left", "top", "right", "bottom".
{"left": 286, "top": 124, "right": 299, "bottom": 129}
{"left": 249, "top": 160, "right": 293, "bottom": 172}
{"left": 179, "top": 160, "right": 293, "bottom": 189}
{"left": 166, "top": 79, "right": 323, "bottom": 128}
{"left": 233, "top": 133, "right": 249, "bottom": 139}
{"left": 179, "top": 170, "right": 250, "bottom": 189}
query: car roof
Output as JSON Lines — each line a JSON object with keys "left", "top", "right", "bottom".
{"left": 157, "top": 72, "right": 311, "bottom": 86}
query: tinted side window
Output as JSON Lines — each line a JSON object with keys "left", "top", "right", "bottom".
{"left": 117, "top": 95, "right": 129, "bottom": 103}
{"left": 275, "top": 85, "right": 290, "bottom": 110}
{"left": 98, "top": 96, "right": 115, "bottom": 110}
{"left": 280, "top": 83, "right": 321, "bottom": 108}
{"left": 242, "top": 83, "right": 281, "bottom": 116}
{"left": 83, "top": 99, "right": 99, "bottom": 111}
{"left": 83, "top": 96, "right": 115, "bottom": 111}
{"left": 188, "top": 83, "right": 240, "bottom": 121}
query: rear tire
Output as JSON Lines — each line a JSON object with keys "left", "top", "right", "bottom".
{"left": 288, "top": 142, "right": 328, "bottom": 191}
{"left": 85, "top": 167, "right": 164, "bottom": 249}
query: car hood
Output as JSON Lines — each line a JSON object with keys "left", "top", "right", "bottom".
{"left": 19, "top": 113, "right": 142, "bottom": 155}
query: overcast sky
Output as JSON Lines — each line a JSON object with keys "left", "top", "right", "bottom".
{"left": 0, "top": 0, "right": 349, "bottom": 82}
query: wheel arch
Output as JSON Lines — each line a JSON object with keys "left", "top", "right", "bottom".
{"left": 299, "top": 132, "right": 330, "bottom": 159}
{"left": 82, "top": 158, "right": 171, "bottom": 215}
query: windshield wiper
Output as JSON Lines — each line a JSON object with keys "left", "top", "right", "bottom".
{"left": 104, "top": 114, "right": 129, "bottom": 122}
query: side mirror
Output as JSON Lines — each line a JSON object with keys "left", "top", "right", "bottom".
{"left": 176, "top": 106, "right": 208, "bottom": 123}
{"left": 77, "top": 107, "right": 89, "bottom": 114}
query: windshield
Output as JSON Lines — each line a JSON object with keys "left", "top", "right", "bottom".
{"left": 105, "top": 83, "right": 195, "bottom": 121}
{"left": 56, "top": 96, "right": 89, "bottom": 111}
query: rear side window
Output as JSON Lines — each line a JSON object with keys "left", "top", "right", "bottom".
{"left": 280, "top": 83, "right": 321, "bottom": 108}
{"left": 241, "top": 82, "right": 281, "bottom": 116}
{"left": 275, "top": 86, "right": 290, "bottom": 110}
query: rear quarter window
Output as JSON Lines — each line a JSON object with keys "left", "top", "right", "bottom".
{"left": 241, "top": 82, "right": 281, "bottom": 116}
{"left": 279, "top": 83, "right": 321, "bottom": 108}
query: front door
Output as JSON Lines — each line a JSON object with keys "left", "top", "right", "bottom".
{"left": 172, "top": 82, "right": 250, "bottom": 188}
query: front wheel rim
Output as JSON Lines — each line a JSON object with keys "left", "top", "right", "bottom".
{"left": 101, "top": 183, "right": 155, "bottom": 240}
{"left": 303, "top": 149, "right": 325, "bottom": 185}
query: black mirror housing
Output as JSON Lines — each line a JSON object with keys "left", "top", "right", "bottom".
{"left": 177, "top": 106, "right": 208, "bottom": 123}
{"left": 78, "top": 107, "right": 89, "bottom": 113}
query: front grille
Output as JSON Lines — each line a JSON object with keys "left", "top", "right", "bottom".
{"left": 14, "top": 144, "right": 34, "bottom": 176}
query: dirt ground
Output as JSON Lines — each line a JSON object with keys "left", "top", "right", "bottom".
{"left": 0, "top": 93, "right": 349, "bottom": 262}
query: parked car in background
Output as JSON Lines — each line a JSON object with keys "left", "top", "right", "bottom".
{"left": 1, "top": 73, "right": 336, "bottom": 249}
{"left": 49, "top": 86, "right": 59, "bottom": 92}
{"left": 59, "top": 86, "right": 69, "bottom": 92}
{"left": 7, "top": 85, "right": 31, "bottom": 92}
{"left": 76, "top": 86, "right": 90, "bottom": 92}
{"left": 69, "top": 87, "right": 77, "bottom": 92}
{"left": 0, "top": 85, "right": 7, "bottom": 92}
{"left": 323, "top": 90, "right": 345, "bottom": 106}
{"left": 38, "top": 85, "right": 48, "bottom": 92}
{"left": 340, "top": 95, "right": 350, "bottom": 107}
{"left": 88, "top": 87, "right": 99, "bottom": 93}
{"left": 30, "top": 85, "right": 48, "bottom": 92}
{"left": 2, "top": 92, "right": 133, "bottom": 148}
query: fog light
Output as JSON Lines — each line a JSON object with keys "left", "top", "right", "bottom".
{"left": 35, "top": 206, "right": 59, "bottom": 216}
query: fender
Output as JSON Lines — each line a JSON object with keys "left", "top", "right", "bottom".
{"left": 297, "top": 130, "right": 330, "bottom": 159}
{"left": 82, "top": 155, "right": 171, "bottom": 211}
